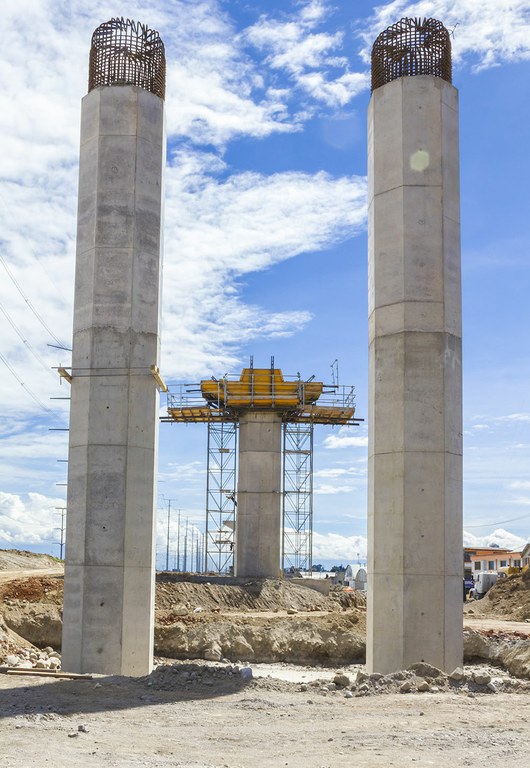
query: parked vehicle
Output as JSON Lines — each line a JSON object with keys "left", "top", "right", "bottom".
{"left": 464, "top": 576, "right": 474, "bottom": 597}
{"left": 468, "top": 571, "right": 498, "bottom": 599}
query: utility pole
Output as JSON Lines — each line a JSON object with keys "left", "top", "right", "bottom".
{"left": 160, "top": 498, "right": 179, "bottom": 572}
{"left": 55, "top": 507, "right": 66, "bottom": 560}
{"left": 183, "top": 517, "right": 189, "bottom": 572}
{"left": 165, "top": 499, "right": 171, "bottom": 572}
{"left": 176, "top": 508, "right": 181, "bottom": 571}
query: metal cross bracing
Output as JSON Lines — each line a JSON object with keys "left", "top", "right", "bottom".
{"left": 282, "top": 422, "right": 314, "bottom": 573}
{"left": 205, "top": 419, "right": 237, "bottom": 574}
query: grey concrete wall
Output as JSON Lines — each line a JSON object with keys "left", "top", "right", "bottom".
{"left": 235, "top": 412, "right": 282, "bottom": 577}
{"left": 367, "top": 76, "right": 462, "bottom": 674}
{"left": 290, "top": 577, "right": 331, "bottom": 596}
{"left": 62, "top": 85, "right": 165, "bottom": 676}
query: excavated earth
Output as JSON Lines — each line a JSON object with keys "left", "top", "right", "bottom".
{"left": 0, "top": 568, "right": 366, "bottom": 666}
{"left": 2, "top": 552, "right": 530, "bottom": 767}
{"left": 1, "top": 551, "right": 530, "bottom": 676}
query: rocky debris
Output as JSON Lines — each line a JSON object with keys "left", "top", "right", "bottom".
{"left": 0, "top": 643, "right": 62, "bottom": 671}
{"left": 0, "top": 613, "right": 35, "bottom": 659}
{"left": 472, "top": 670, "right": 492, "bottom": 685}
{"left": 137, "top": 659, "right": 530, "bottom": 698}
{"left": 322, "top": 664, "right": 530, "bottom": 697}
{"left": 333, "top": 672, "right": 350, "bottom": 688}
{"left": 464, "top": 629, "right": 530, "bottom": 678}
{"left": 132, "top": 660, "right": 260, "bottom": 695}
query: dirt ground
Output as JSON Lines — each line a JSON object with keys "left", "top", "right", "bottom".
{"left": 2, "top": 661, "right": 530, "bottom": 768}
{"left": 2, "top": 551, "right": 530, "bottom": 767}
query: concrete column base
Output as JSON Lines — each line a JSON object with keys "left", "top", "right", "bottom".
{"left": 235, "top": 412, "right": 282, "bottom": 578}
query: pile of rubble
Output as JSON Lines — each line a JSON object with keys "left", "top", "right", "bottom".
{"left": 137, "top": 658, "right": 530, "bottom": 698}
{"left": 329, "top": 662, "right": 530, "bottom": 697}
{"left": 2, "top": 646, "right": 61, "bottom": 671}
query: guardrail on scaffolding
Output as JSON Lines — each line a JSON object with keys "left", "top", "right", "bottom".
{"left": 163, "top": 371, "right": 359, "bottom": 426}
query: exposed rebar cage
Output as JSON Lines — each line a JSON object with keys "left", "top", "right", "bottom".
{"left": 205, "top": 420, "right": 237, "bottom": 574}
{"left": 371, "top": 17, "right": 451, "bottom": 92}
{"left": 282, "top": 422, "right": 313, "bottom": 573}
{"left": 89, "top": 17, "right": 166, "bottom": 99}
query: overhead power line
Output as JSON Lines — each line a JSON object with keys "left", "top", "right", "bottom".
{"left": 464, "top": 513, "right": 530, "bottom": 529}
{"left": 0, "top": 252, "right": 67, "bottom": 349}
{"left": 0, "top": 301, "right": 57, "bottom": 380}
{"left": 0, "top": 351, "right": 53, "bottom": 413}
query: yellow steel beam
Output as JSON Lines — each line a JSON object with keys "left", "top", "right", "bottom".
{"left": 150, "top": 365, "right": 168, "bottom": 393}
{"left": 57, "top": 366, "right": 72, "bottom": 384}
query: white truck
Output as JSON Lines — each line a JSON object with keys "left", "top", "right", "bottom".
{"left": 468, "top": 571, "right": 498, "bottom": 599}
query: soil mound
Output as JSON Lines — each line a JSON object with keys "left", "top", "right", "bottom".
{"left": 0, "top": 572, "right": 367, "bottom": 665}
{"left": 466, "top": 573, "right": 530, "bottom": 621}
{"left": 0, "top": 549, "right": 61, "bottom": 571}
{"left": 1, "top": 566, "right": 529, "bottom": 680}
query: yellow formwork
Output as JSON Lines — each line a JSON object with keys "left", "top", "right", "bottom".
{"left": 201, "top": 368, "right": 323, "bottom": 409}
{"left": 164, "top": 367, "right": 358, "bottom": 426}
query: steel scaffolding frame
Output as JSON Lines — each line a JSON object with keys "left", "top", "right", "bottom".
{"left": 205, "top": 419, "right": 237, "bottom": 574}
{"left": 164, "top": 362, "right": 361, "bottom": 576}
{"left": 282, "top": 422, "right": 314, "bottom": 573}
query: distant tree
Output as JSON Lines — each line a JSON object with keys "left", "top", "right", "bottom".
{"left": 311, "top": 564, "right": 324, "bottom": 572}
{"left": 330, "top": 564, "right": 346, "bottom": 572}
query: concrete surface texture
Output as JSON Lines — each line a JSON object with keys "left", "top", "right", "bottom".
{"left": 367, "top": 75, "right": 463, "bottom": 673}
{"left": 62, "top": 85, "right": 165, "bottom": 676}
{"left": 235, "top": 412, "right": 282, "bottom": 577}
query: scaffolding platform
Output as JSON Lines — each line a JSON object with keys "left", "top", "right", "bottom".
{"left": 162, "top": 361, "right": 362, "bottom": 574}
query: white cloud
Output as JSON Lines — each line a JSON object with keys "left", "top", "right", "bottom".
{"left": 297, "top": 71, "right": 369, "bottom": 105}
{"left": 314, "top": 466, "right": 363, "bottom": 479}
{"left": 0, "top": 1, "right": 368, "bottom": 420}
{"left": 0, "top": 1, "right": 373, "bottom": 547}
{"left": 244, "top": 1, "right": 369, "bottom": 106}
{"left": 501, "top": 413, "right": 530, "bottom": 423}
{"left": 463, "top": 527, "right": 528, "bottom": 550}
{"left": 162, "top": 154, "right": 366, "bottom": 378}
{"left": 0, "top": 492, "right": 65, "bottom": 546}
{"left": 509, "top": 481, "right": 530, "bottom": 490}
{"left": 363, "top": 0, "right": 530, "bottom": 71}
{"left": 0, "top": 488, "right": 202, "bottom": 563}
{"left": 509, "top": 497, "right": 530, "bottom": 507}
{"left": 312, "top": 531, "right": 367, "bottom": 561}
{"left": 324, "top": 434, "right": 368, "bottom": 449}
{"left": 163, "top": 462, "right": 206, "bottom": 480}
{"left": 164, "top": 3, "right": 300, "bottom": 146}
{"left": 314, "top": 483, "right": 354, "bottom": 495}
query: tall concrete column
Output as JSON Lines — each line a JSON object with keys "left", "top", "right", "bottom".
{"left": 367, "top": 20, "right": 462, "bottom": 674}
{"left": 235, "top": 412, "right": 282, "bottom": 577}
{"left": 62, "top": 20, "right": 165, "bottom": 676}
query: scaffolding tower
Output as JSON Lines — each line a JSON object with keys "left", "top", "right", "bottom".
{"left": 205, "top": 420, "right": 237, "bottom": 574}
{"left": 162, "top": 361, "right": 361, "bottom": 575}
{"left": 282, "top": 421, "right": 313, "bottom": 572}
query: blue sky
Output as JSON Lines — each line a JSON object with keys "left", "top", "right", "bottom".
{"left": 0, "top": 0, "right": 529, "bottom": 567}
